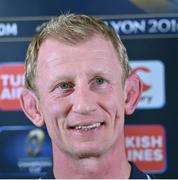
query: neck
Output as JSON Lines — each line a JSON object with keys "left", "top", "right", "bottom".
{"left": 53, "top": 134, "right": 131, "bottom": 179}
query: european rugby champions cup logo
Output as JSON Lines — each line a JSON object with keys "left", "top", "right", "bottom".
{"left": 26, "top": 129, "right": 45, "bottom": 157}
{"left": 0, "top": 63, "right": 24, "bottom": 110}
{"left": 17, "top": 128, "right": 52, "bottom": 174}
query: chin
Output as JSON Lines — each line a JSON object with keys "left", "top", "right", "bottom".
{"left": 77, "top": 150, "right": 102, "bottom": 159}
{"left": 69, "top": 143, "right": 109, "bottom": 159}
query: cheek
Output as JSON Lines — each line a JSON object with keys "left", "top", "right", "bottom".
{"left": 102, "top": 90, "right": 125, "bottom": 118}
{"left": 40, "top": 96, "right": 70, "bottom": 122}
{"left": 40, "top": 98, "right": 70, "bottom": 139}
{"left": 107, "top": 96, "right": 125, "bottom": 137}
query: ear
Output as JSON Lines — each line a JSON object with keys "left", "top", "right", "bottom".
{"left": 124, "top": 73, "right": 142, "bottom": 115}
{"left": 20, "top": 87, "right": 44, "bottom": 127}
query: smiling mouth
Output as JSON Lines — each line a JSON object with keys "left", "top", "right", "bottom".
{"left": 70, "top": 122, "right": 105, "bottom": 131}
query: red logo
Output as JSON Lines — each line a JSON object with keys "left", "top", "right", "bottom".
{"left": 0, "top": 63, "right": 24, "bottom": 110}
{"left": 125, "top": 125, "right": 166, "bottom": 173}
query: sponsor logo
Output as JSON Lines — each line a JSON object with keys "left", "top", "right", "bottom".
{"left": 131, "top": 60, "right": 165, "bottom": 109}
{"left": 18, "top": 128, "right": 52, "bottom": 174}
{"left": 0, "top": 126, "right": 52, "bottom": 175}
{"left": 0, "top": 63, "right": 24, "bottom": 110}
{"left": 26, "top": 129, "right": 45, "bottom": 157}
{"left": 125, "top": 125, "right": 166, "bottom": 173}
{"left": 0, "top": 23, "right": 18, "bottom": 36}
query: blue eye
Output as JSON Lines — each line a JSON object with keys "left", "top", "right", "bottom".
{"left": 95, "top": 77, "right": 105, "bottom": 85}
{"left": 58, "top": 82, "right": 74, "bottom": 90}
{"left": 90, "top": 76, "right": 109, "bottom": 92}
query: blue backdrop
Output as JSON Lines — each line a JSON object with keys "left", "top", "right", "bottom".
{"left": 0, "top": 0, "right": 178, "bottom": 178}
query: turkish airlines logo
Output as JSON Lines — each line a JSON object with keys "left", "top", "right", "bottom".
{"left": 131, "top": 60, "right": 165, "bottom": 109}
{"left": 125, "top": 125, "right": 166, "bottom": 173}
{"left": 0, "top": 63, "right": 24, "bottom": 110}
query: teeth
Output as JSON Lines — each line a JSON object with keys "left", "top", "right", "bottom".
{"left": 75, "top": 122, "right": 101, "bottom": 131}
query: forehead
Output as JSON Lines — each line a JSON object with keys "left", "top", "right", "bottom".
{"left": 37, "top": 35, "right": 122, "bottom": 78}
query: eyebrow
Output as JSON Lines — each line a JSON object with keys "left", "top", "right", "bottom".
{"left": 87, "top": 68, "right": 114, "bottom": 78}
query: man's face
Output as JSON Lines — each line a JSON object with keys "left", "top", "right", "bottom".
{"left": 36, "top": 35, "right": 126, "bottom": 158}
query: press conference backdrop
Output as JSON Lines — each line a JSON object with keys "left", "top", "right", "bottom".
{"left": 0, "top": 0, "right": 178, "bottom": 178}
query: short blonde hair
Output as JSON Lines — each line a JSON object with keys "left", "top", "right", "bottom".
{"left": 25, "top": 13, "right": 131, "bottom": 90}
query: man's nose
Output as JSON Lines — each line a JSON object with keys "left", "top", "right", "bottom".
{"left": 71, "top": 86, "right": 97, "bottom": 114}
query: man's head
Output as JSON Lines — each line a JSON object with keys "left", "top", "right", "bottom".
{"left": 25, "top": 13, "right": 131, "bottom": 92}
{"left": 20, "top": 14, "right": 142, "bottom": 161}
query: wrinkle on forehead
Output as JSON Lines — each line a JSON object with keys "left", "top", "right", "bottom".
{"left": 38, "top": 35, "right": 118, "bottom": 61}
{"left": 36, "top": 35, "right": 122, "bottom": 81}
